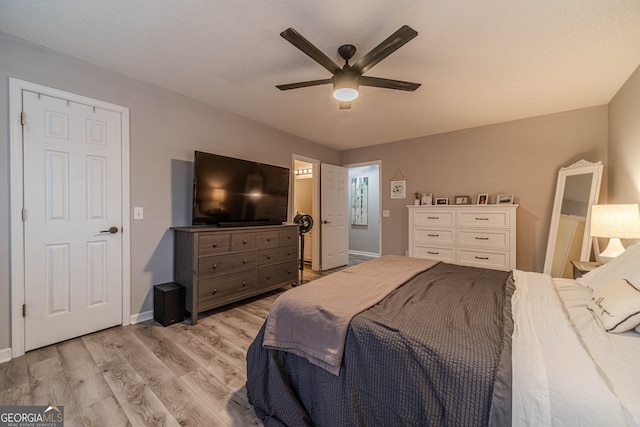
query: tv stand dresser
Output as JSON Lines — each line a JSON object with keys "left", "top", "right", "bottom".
{"left": 172, "top": 224, "right": 299, "bottom": 324}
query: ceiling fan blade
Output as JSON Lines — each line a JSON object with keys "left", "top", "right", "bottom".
{"left": 281, "top": 28, "right": 342, "bottom": 75}
{"left": 339, "top": 102, "right": 352, "bottom": 110}
{"left": 352, "top": 25, "right": 418, "bottom": 75}
{"left": 276, "top": 78, "right": 333, "bottom": 91}
{"left": 360, "top": 76, "right": 421, "bottom": 91}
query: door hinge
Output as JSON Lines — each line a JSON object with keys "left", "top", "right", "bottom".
{"left": 21, "top": 208, "right": 27, "bottom": 222}
{"left": 22, "top": 304, "right": 26, "bottom": 317}
{"left": 20, "top": 112, "right": 26, "bottom": 126}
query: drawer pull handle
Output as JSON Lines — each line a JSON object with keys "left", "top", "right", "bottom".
{"left": 266, "top": 255, "right": 271, "bottom": 260}
{"left": 427, "top": 216, "right": 439, "bottom": 220}
{"left": 266, "top": 238, "right": 272, "bottom": 242}
{"left": 475, "top": 237, "right": 489, "bottom": 240}
{"left": 427, "top": 251, "right": 439, "bottom": 255}
{"left": 287, "top": 235, "right": 292, "bottom": 239}
{"left": 475, "top": 256, "right": 489, "bottom": 260}
{"left": 242, "top": 239, "right": 247, "bottom": 244}
{"left": 475, "top": 217, "right": 489, "bottom": 221}
{"left": 242, "top": 259, "right": 247, "bottom": 264}
{"left": 212, "top": 289, "right": 217, "bottom": 295}
{"left": 242, "top": 281, "right": 247, "bottom": 287}
{"left": 287, "top": 251, "right": 291, "bottom": 256}
{"left": 266, "top": 275, "right": 271, "bottom": 280}
{"left": 212, "top": 264, "right": 218, "bottom": 270}
{"left": 427, "top": 234, "right": 439, "bottom": 237}
{"left": 212, "top": 242, "right": 218, "bottom": 248}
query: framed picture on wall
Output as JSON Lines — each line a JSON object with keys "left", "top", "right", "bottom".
{"left": 390, "top": 179, "right": 406, "bottom": 199}
{"left": 352, "top": 176, "right": 369, "bottom": 225}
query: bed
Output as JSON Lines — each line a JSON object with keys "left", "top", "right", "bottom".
{"left": 246, "top": 249, "right": 640, "bottom": 426}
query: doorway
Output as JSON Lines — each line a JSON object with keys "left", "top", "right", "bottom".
{"left": 347, "top": 161, "right": 382, "bottom": 257}
{"left": 292, "top": 155, "right": 320, "bottom": 271}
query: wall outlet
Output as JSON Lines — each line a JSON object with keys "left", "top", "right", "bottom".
{"left": 382, "top": 210, "right": 390, "bottom": 217}
{"left": 134, "top": 207, "right": 144, "bottom": 220}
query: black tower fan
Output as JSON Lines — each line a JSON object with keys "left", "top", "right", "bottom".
{"left": 293, "top": 213, "right": 313, "bottom": 285}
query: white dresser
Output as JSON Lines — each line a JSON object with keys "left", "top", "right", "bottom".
{"left": 408, "top": 204, "right": 517, "bottom": 271}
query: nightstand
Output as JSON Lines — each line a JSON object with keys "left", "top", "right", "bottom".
{"left": 570, "top": 260, "right": 602, "bottom": 279}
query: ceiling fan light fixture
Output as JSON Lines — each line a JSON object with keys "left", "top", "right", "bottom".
{"left": 333, "top": 87, "right": 359, "bottom": 102}
{"left": 277, "top": 26, "right": 420, "bottom": 106}
{"left": 332, "top": 71, "right": 359, "bottom": 101}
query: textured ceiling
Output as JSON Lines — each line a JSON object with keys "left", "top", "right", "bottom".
{"left": 1, "top": 1, "right": 639, "bottom": 150}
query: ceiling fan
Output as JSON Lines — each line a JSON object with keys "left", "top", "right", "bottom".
{"left": 276, "top": 25, "right": 421, "bottom": 109}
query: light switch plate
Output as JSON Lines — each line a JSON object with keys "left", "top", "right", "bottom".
{"left": 382, "top": 210, "right": 390, "bottom": 217}
{"left": 134, "top": 207, "right": 144, "bottom": 220}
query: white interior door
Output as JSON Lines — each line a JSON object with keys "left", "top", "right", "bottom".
{"left": 22, "top": 90, "right": 123, "bottom": 351}
{"left": 320, "top": 163, "right": 349, "bottom": 270}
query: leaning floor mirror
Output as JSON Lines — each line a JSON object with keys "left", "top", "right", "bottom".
{"left": 543, "top": 160, "right": 603, "bottom": 278}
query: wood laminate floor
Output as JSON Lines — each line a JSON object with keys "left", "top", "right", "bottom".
{"left": 0, "top": 254, "right": 374, "bottom": 427}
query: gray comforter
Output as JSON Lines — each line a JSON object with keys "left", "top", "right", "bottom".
{"left": 246, "top": 262, "right": 515, "bottom": 427}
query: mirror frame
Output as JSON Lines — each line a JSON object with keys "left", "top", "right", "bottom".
{"left": 543, "top": 159, "right": 603, "bottom": 275}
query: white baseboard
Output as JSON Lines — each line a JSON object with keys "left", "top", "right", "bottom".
{"left": 0, "top": 347, "right": 12, "bottom": 363}
{"left": 349, "top": 250, "right": 380, "bottom": 258}
{"left": 130, "top": 310, "right": 154, "bottom": 324}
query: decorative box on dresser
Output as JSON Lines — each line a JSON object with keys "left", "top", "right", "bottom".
{"left": 172, "top": 224, "right": 299, "bottom": 324}
{"left": 408, "top": 205, "right": 517, "bottom": 271}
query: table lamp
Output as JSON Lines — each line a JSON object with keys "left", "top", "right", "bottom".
{"left": 590, "top": 204, "right": 640, "bottom": 260}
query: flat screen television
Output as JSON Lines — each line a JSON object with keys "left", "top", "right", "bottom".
{"left": 192, "top": 151, "right": 290, "bottom": 227}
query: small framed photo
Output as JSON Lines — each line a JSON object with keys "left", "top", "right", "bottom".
{"left": 477, "top": 193, "right": 489, "bottom": 205}
{"left": 435, "top": 197, "right": 449, "bottom": 205}
{"left": 497, "top": 194, "right": 514, "bottom": 204}
{"left": 454, "top": 195, "right": 471, "bottom": 205}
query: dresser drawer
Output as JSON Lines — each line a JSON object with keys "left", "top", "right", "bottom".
{"left": 199, "top": 233, "right": 230, "bottom": 256}
{"left": 257, "top": 231, "right": 280, "bottom": 249}
{"left": 231, "top": 232, "right": 256, "bottom": 252}
{"left": 413, "top": 210, "right": 455, "bottom": 227}
{"left": 414, "top": 228, "right": 455, "bottom": 245}
{"left": 458, "top": 230, "right": 509, "bottom": 250}
{"left": 279, "top": 229, "right": 298, "bottom": 247}
{"left": 198, "top": 270, "right": 257, "bottom": 309}
{"left": 411, "top": 245, "right": 455, "bottom": 262}
{"left": 257, "top": 245, "right": 297, "bottom": 267}
{"left": 458, "top": 211, "right": 509, "bottom": 228}
{"left": 459, "top": 249, "right": 508, "bottom": 270}
{"left": 258, "top": 261, "right": 298, "bottom": 289}
{"left": 198, "top": 252, "right": 256, "bottom": 277}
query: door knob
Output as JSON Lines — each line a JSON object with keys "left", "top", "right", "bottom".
{"left": 100, "top": 226, "right": 119, "bottom": 234}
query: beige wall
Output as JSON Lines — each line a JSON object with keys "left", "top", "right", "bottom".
{"left": 342, "top": 106, "right": 609, "bottom": 272}
{"left": 294, "top": 177, "right": 313, "bottom": 215}
{"left": 0, "top": 33, "right": 341, "bottom": 352}
{"left": 609, "top": 64, "right": 640, "bottom": 204}
{"left": 608, "top": 64, "right": 640, "bottom": 248}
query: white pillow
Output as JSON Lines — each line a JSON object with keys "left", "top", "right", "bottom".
{"left": 581, "top": 244, "right": 640, "bottom": 292}
{"left": 587, "top": 278, "right": 640, "bottom": 333}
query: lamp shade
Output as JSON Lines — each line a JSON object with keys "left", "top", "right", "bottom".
{"left": 590, "top": 204, "right": 640, "bottom": 238}
{"left": 590, "top": 204, "right": 640, "bottom": 260}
